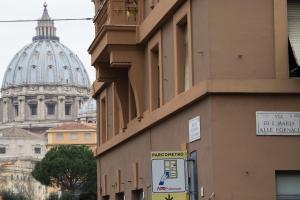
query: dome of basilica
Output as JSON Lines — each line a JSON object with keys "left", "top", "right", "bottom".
{"left": 2, "top": 41, "right": 90, "bottom": 88}
{"left": 0, "top": 3, "right": 92, "bottom": 132}
{"left": 2, "top": 3, "right": 90, "bottom": 89}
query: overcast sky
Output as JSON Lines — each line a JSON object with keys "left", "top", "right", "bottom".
{"left": 0, "top": 0, "right": 95, "bottom": 84}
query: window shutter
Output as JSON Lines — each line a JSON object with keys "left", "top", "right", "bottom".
{"left": 288, "top": 0, "right": 300, "bottom": 66}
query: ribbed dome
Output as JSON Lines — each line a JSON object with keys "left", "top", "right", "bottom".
{"left": 2, "top": 3, "right": 90, "bottom": 89}
{"left": 2, "top": 40, "right": 90, "bottom": 88}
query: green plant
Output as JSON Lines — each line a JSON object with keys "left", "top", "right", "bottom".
{"left": 47, "top": 193, "right": 59, "bottom": 200}
{"left": 78, "top": 192, "right": 97, "bottom": 200}
{"left": 32, "top": 145, "right": 96, "bottom": 193}
{"left": 59, "top": 191, "right": 76, "bottom": 200}
{"left": 1, "top": 190, "right": 27, "bottom": 200}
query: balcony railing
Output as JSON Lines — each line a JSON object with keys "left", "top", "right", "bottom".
{"left": 94, "top": 0, "right": 138, "bottom": 34}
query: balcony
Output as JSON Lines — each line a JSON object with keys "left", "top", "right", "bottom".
{"left": 94, "top": 0, "right": 138, "bottom": 34}
{"left": 89, "top": 0, "right": 139, "bottom": 65}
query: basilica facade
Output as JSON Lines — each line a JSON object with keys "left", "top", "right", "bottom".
{"left": 0, "top": 3, "right": 91, "bottom": 132}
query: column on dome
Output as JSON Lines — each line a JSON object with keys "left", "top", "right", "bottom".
{"left": 2, "top": 98, "right": 8, "bottom": 123}
{"left": 37, "top": 95, "right": 45, "bottom": 120}
{"left": 58, "top": 96, "right": 65, "bottom": 120}
{"left": 18, "top": 96, "right": 25, "bottom": 121}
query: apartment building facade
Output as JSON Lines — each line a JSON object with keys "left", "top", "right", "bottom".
{"left": 47, "top": 123, "right": 97, "bottom": 151}
{"left": 89, "top": 0, "right": 300, "bottom": 199}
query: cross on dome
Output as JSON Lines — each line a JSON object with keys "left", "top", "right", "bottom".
{"left": 41, "top": 1, "right": 50, "bottom": 20}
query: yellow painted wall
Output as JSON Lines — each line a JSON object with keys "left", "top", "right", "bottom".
{"left": 47, "top": 130, "right": 97, "bottom": 150}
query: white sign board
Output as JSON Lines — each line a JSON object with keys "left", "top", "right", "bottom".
{"left": 151, "top": 151, "right": 187, "bottom": 193}
{"left": 189, "top": 116, "right": 201, "bottom": 142}
{"left": 256, "top": 112, "right": 300, "bottom": 135}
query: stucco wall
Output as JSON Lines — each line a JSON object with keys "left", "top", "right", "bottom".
{"left": 98, "top": 94, "right": 300, "bottom": 199}
{"left": 98, "top": 97, "right": 212, "bottom": 198}
{"left": 208, "top": 0, "right": 275, "bottom": 80}
{"left": 210, "top": 94, "right": 300, "bottom": 199}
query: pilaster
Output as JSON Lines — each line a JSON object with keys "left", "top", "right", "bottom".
{"left": 58, "top": 96, "right": 65, "bottom": 120}
{"left": 2, "top": 98, "right": 8, "bottom": 123}
{"left": 74, "top": 97, "right": 81, "bottom": 118}
{"left": 18, "top": 96, "right": 26, "bottom": 122}
{"left": 37, "top": 95, "right": 45, "bottom": 120}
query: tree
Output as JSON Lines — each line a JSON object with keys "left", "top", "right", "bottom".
{"left": 46, "top": 193, "right": 59, "bottom": 200}
{"left": 1, "top": 190, "right": 27, "bottom": 200}
{"left": 32, "top": 145, "right": 96, "bottom": 194}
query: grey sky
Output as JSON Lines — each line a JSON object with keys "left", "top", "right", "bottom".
{"left": 0, "top": 0, "right": 95, "bottom": 85}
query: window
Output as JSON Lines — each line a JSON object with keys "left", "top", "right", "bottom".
{"left": 174, "top": 1, "right": 192, "bottom": 94}
{"left": 29, "top": 104, "right": 37, "bottom": 116}
{"left": 276, "top": 171, "right": 300, "bottom": 199}
{"left": 288, "top": 0, "right": 300, "bottom": 77}
{"left": 188, "top": 151, "right": 199, "bottom": 200}
{"left": 102, "top": 174, "right": 108, "bottom": 197}
{"left": 132, "top": 189, "right": 144, "bottom": 200}
{"left": 85, "top": 132, "right": 92, "bottom": 140}
{"left": 182, "top": 20, "right": 190, "bottom": 92}
{"left": 14, "top": 105, "right": 19, "bottom": 117}
{"left": 125, "top": 0, "right": 138, "bottom": 18}
{"left": 65, "top": 103, "right": 71, "bottom": 116}
{"left": 47, "top": 103, "right": 55, "bottom": 115}
{"left": 151, "top": 45, "right": 160, "bottom": 110}
{"left": 71, "top": 132, "right": 77, "bottom": 140}
{"left": 113, "top": 84, "right": 120, "bottom": 135}
{"left": 115, "top": 192, "right": 125, "bottom": 200}
{"left": 129, "top": 84, "right": 137, "bottom": 120}
{"left": 56, "top": 133, "right": 63, "bottom": 140}
{"left": 100, "top": 95, "right": 107, "bottom": 144}
{"left": 0, "top": 147, "right": 6, "bottom": 154}
{"left": 175, "top": 15, "right": 191, "bottom": 93}
{"left": 34, "top": 147, "right": 41, "bottom": 154}
{"left": 148, "top": 31, "right": 163, "bottom": 111}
